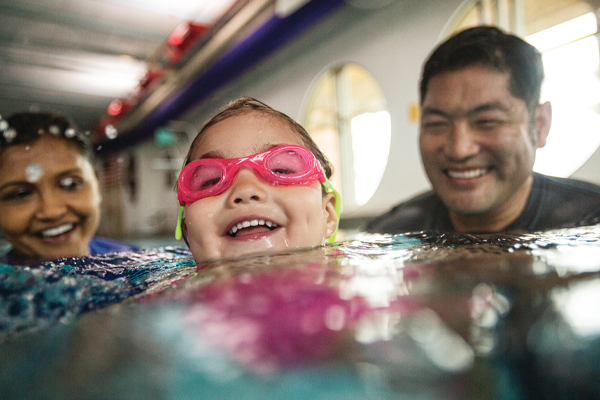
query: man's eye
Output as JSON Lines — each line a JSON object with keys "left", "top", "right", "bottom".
{"left": 475, "top": 119, "right": 502, "bottom": 128}
{"left": 473, "top": 116, "right": 504, "bottom": 129}
{"left": 59, "top": 176, "right": 83, "bottom": 190}
{"left": 422, "top": 119, "right": 449, "bottom": 129}
{"left": 1, "top": 188, "right": 33, "bottom": 201}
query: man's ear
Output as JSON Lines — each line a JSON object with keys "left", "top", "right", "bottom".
{"left": 323, "top": 192, "right": 339, "bottom": 240}
{"left": 535, "top": 101, "right": 552, "bottom": 149}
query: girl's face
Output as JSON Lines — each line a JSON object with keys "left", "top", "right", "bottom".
{"left": 0, "top": 135, "right": 101, "bottom": 261}
{"left": 182, "top": 112, "right": 337, "bottom": 262}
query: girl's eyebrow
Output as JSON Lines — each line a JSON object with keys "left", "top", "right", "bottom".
{"left": 197, "top": 150, "right": 227, "bottom": 159}
{"left": 197, "top": 144, "right": 282, "bottom": 160}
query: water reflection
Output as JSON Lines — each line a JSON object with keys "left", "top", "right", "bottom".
{"left": 1, "top": 226, "right": 600, "bottom": 398}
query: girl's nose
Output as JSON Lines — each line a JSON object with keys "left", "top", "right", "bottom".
{"left": 226, "top": 168, "right": 268, "bottom": 206}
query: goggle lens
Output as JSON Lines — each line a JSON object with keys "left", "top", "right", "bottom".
{"left": 189, "top": 163, "right": 224, "bottom": 192}
{"left": 182, "top": 146, "right": 316, "bottom": 199}
{"left": 266, "top": 148, "right": 311, "bottom": 176}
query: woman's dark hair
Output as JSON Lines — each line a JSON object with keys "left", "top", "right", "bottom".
{"left": 183, "top": 97, "right": 334, "bottom": 179}
{"left": 420, "top": 26, "right": 544, "bottom": 115}
{"left": 0, "top": 112, "right": 93, "bottom": 161}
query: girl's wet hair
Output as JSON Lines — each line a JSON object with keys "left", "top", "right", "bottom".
{"left": 183, "top": 97, "right": 334, "bottom": 179}
{"left": 0, "top": 112, "right": 93, "bottom": 161}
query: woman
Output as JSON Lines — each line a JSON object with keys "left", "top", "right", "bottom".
{"left": 0, "top": 112, "right": 135, "bottom": 263}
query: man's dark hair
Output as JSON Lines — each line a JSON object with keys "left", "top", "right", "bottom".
{"left": 420, "top": 26, "right": 544, "bottom": 114}
{"left": 0, "top": 112, "right": 93, "bottom": 161}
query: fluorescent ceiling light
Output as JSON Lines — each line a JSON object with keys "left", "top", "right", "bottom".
{"left": 102, "top": 0, "right": 236, "bottom": 21}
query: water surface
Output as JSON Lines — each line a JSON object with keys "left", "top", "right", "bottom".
{"left": 1, "top": 227, "right": 600, "bottom": 399}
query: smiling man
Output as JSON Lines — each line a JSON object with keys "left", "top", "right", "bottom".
{"left": 366, "top": 26, "right": 600, "bottom": 234}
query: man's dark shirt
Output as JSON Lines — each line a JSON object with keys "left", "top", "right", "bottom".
{"left": 365, "top": 173, "right": 600, "bottom": 234}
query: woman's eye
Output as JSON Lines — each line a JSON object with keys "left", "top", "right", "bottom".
{"left": 59, "top": 176, "right": 83, "bottom": 190}
{"left": 1, "top": 188, "right": 33, "bottom": 201}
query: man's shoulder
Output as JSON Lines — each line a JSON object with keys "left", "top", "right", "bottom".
{"left": 364, "top": 190, "right": 447, "bottom": 234}
{"left": 524, "top": 173, "right": 600, "bottom": 229}
{"left": 536, "top": 173, "right": 600, "bottom": 197}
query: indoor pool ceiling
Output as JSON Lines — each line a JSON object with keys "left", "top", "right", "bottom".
{"left": 0, "top": 0, "right": 237, "bottom": 133}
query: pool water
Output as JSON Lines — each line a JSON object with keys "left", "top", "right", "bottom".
{"left": 1, "top": 227, "right": 600, "bottom": 399}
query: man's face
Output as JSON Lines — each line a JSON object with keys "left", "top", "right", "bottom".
{"left": 419, "top": 66, "right": 548, "bottom": 223}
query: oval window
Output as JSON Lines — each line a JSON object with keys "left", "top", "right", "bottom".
{"left": 303, "top": 64, "right": 391, "bottom": 214}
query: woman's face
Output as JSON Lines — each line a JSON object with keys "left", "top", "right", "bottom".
{"left": 0, "top": 135, "right": 101, "bottom": 261}
{"left": 182, "top": 112, "right": 337, "bottom": 263}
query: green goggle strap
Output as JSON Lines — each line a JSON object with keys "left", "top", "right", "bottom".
{"left": 175, "top": 205, "right": 184, "bottom": 240}
{"left": 322, "top": 178, "right": 341, "bottom": 244}
{"left": 174, "top": 179, "right": 341, "bottom": 243}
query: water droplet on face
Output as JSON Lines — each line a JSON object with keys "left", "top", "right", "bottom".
{"left": 0, "top": 120, "right": 8, "bottom": 131}
{"left": 263, "top": 237, "right": 275, "bottom": 249}
{"left": 49, "top": 125, "right": 60, "bottom": 135}
{"left": 206, "top": 213, "right": 214, "bottom": 219}
{"left": 105, "top": 125, "right": 118, "bottom": 139}
{"left": 25, "top": 164, "right": 43, "bottom": 183}
{"left": 3, "top": 128, "right": 16, "bottom": 143}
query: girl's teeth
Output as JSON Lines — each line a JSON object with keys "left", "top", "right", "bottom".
{"left": 228, "top": 220, "right": 278, "bottom": 236}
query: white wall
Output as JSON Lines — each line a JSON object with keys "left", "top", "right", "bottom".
{"left": 112, "top": 140, "right": 185, "bottom": 237}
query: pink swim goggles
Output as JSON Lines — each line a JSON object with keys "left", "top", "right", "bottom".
{"left": 175, "top": 144, "right": 341, "bottom": 242}
{"left": 177, "top": 144, "right": 326, "bottom": 205}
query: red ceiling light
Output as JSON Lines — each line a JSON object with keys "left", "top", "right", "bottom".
{"left": 168, "top": 22, "right": 190, "bottom": 46}
{"left": 165, "top": 21, "right": 210, "bottom": 62}
{"left": 107, "top": 99, "right": 123, "bottom": 116}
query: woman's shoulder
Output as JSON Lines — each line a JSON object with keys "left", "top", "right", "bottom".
{"left": 89, "top": 237, "right": 138, "bottom": 254}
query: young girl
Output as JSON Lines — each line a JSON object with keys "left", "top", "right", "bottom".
{"left": 176, "top": 97, "right": 340, "bottom": 263}
{"left": 0, "top": 112, "right": 136, "bottom": 263}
